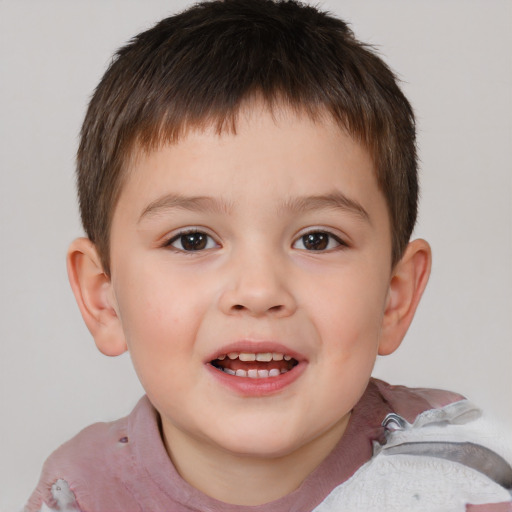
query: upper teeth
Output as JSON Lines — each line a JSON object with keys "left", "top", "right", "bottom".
{"left": 220, "top": 352, "right": 291, "bottom": 362}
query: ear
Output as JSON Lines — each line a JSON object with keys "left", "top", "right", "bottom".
{"left": 67, "top": 237, "right": 127, "bottom": 357}
{"left": 378, "top": 238, "right": 432, "bottom": 356}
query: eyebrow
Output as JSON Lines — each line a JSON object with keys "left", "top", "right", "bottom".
{"left": 139, "top": 194, "right": 233, "bottom": 222}
{"left": 278, "top": 192, "right": 370, "bottom": 222}
{"left": 139, "top": 191, "right": 370, "bottom": 223}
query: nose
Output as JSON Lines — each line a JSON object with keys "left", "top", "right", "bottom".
{"left": 218, "top": 247, "right": 297, "bottom": 318}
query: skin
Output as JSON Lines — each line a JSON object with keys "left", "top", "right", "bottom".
{"left": 68, "top": 102, "right": 431, "bottom": 505}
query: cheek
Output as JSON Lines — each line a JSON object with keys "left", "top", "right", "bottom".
{"left": 113, "top": 265, "right": 209, "bottom": 382}
{"left": 312, "top": 267, "right": 388, "bottom": 343}
{"left": 116, "top": 259, "right": 203, "bottom": 327}
{"left": 311, "top": 269, "right": 388, "bottom": 413}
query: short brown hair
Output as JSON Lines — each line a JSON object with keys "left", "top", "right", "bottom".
{"left": 77, "top": 0, "right": 417, "bottom": 274}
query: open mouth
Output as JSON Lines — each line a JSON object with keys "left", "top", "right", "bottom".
{"left": 210, "top": 351, "right": 299, "bottom": 378}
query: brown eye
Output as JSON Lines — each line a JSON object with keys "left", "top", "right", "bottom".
{"left": 303, "top": 233, "right": 328, "bottom": 250}
{"left": 293, "top": 231, "right": 343, "bottom": 251}
{"left": 169, "top": 231, "right": 217, "bottom": 251}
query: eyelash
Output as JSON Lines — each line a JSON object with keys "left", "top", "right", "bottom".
{"left": 292, "top": 230, "right": 347, "bottom": 252}
{"left": 164, "top": 229, "right": 219, "bottom": 252}
{"left": 163, "top": 228, "right": 347, "bottom": 253}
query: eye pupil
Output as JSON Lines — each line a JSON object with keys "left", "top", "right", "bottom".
{"left": 181, "top": 233, "right": 207, "bottom": 251}
{"left": 303, "top": 232, "right": 329, "bottom": 250}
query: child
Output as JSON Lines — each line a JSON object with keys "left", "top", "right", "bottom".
{"left": 24, "top": 1, "right": 512, "bottom": 511}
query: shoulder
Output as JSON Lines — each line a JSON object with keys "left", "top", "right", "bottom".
{"left": 371, "top": 378, "right": 512, "bottom": 463}
{"left": 371, "top": 377, "right": 466, "bottom": 422}
{"left": 25, "top": 396, "right": 153, "bottom": 512}
{"left": 314, "top": 380, "right": 512, "bottom": 512}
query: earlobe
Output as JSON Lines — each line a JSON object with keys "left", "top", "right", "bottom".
{"left": 67, "top": 238, "right": 127, "bottom": 357}
{"left": 378, "top": 239, "right": 432, "bottom": 356}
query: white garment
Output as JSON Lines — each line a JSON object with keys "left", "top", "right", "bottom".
{"left": 313, "top": 401, "right": 512, "bottom": 512}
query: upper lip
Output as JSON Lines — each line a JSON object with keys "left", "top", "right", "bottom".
{"left": 205, "top": 340, "right": 306, "bottom": 363}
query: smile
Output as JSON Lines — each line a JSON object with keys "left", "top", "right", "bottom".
{"left": 211, "top": 351, "right": 299, "bottom": 378}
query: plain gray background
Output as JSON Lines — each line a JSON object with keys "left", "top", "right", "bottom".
{"left": 1, "top": 1, "right": 511, "bottom": 510}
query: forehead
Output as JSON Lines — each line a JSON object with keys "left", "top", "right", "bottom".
{"left": 116, "top": 102, "right": 386, "bottom": 227}
{"left": 128, "top": 99, "right": 374, "bottom": 178}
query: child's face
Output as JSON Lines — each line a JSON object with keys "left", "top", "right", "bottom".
{"left": 109, "top": 103, "right": 395, "bottom": 460}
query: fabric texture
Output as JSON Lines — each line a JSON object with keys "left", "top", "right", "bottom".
{"left": 313, "top": 398, "right": 512, "bottom": 512}
{"left": 25, "top": 379, "right": 511, "bottom": 512}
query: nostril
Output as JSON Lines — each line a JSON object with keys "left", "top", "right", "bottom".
{"left": 232, "top": 303, "right": 284, "bottom": 312}
{"left": 231, "top": 303, "right": 287, "bottom": 314}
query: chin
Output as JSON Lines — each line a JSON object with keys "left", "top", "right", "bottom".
{"left": 212, "top": 427, "right": 307, "bottom": 460}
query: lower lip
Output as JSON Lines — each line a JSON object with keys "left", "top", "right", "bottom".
{"left": 205, "top": 361, "right": 306, "bottom": 396}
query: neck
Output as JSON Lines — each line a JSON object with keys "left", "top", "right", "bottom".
{"left": 161, "top": 414, "right": 350, "bottom": 506}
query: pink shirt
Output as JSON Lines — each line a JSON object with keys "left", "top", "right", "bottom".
{"left": 25, "top": 379, "right": 511, "bottom": 512}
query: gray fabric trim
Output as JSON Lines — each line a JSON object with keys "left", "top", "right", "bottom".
{"left": 382, "top": 441, "right": 512, "bottom": 491}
